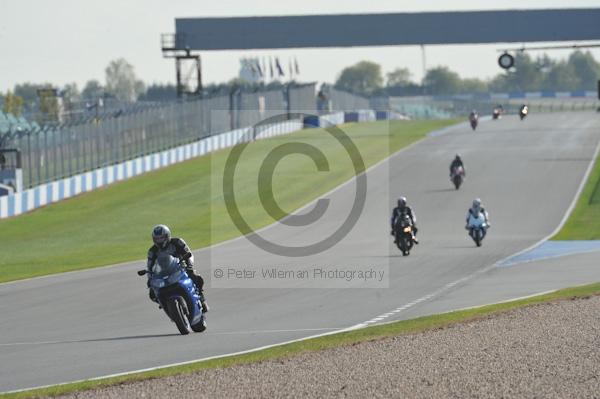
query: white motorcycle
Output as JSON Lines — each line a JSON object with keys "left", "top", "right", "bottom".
{"left": 466, "top": 211, "right": 488, "bottom": 247}
{"left": 519, "top": 105, "right": 528, "bottom": 120}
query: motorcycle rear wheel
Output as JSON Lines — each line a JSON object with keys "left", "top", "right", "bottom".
{"left": 397, "top": 235, "right": 412, "bottom": 255}
{"left": 191, "top": 316, "right": 207, "bottom": 332}
{"left": 453, "top": 176, "right": 462, "bottom": 190}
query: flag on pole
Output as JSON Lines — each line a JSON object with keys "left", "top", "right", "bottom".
{"left": 248, "top": 59, "right": 258, "bottom": 79}
{"left": 269, "top": 57, "right": 274, "bottom": 78}
{"left": 255, "top": 58, "right": 263, "bottom": 78}
{"left": 294, "top": 57, "right": 300, "bottom": 75}
{"left": 275, "top": 57, "right": 284, "bottom": 77}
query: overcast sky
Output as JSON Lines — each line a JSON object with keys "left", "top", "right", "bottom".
{"left": 1, "top": 0, "right": 600, "bottom": 92}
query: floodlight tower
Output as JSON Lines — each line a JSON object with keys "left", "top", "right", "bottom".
{"left": 161, "top": 34, "right": 202, "bottom": 98}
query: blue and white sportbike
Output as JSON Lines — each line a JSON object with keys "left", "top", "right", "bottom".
{"left": 137, "top": 255, "right": 206, "bottom": 335}
{"left": 466, "top": 211, "right": 488, "bottom": 247}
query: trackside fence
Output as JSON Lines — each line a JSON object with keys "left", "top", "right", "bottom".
{"left": 3, "top": 84, "right": 318, "bottom": 189}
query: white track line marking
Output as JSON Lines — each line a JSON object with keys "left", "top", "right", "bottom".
{"left": 449, "top": 289, "right": 557, "bottom": 313}
{"left": 354, "top": 268, "right": 494, "bottom": 328}
{"left": 499, "top": 247, "right": 600, "bottom": 268}
{"left": 0, "top": 328, "right": 344, "bottom": 347}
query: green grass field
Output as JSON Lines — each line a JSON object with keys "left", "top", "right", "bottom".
{"left": 3, "top": 282, "right": 599, "bottom": 399}
{"left": 553, "top": 146, "right": 600, "bottom": 240}
{"left": 0, "top": 119, "right": 458, "bottom": 283}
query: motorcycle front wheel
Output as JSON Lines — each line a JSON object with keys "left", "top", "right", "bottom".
{"left": 453, "top": 176, "right": 462, "bottom": 190}
{"left": 167, "top": 296, "right": 192, "bottom": 335}
{"left": 474, "top": 230, "right": 482, "bottom": 247}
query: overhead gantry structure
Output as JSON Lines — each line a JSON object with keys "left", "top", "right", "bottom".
{"left": 162, "top": 8, "right": 600, "bottom": 96}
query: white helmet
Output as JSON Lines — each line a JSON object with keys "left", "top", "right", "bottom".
{"left": 472, "top": 198, "right": 481, "bottom": 209}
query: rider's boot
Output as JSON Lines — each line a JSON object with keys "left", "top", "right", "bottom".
{"left": 196, "top": 289, "right": 209, "bottom": 313}
{"left": 188, "top": 273, "right": 209, "bottom": 313}
{"left": 200, "top": 297, "right": 209, "bottom": 313}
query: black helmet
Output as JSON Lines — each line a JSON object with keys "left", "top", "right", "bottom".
{"left": 398, "top": 196, "right": 407, "bottom": 207}
{"left": 152, "top": 224, "right": 171, "bottom": 249}
{"left": 455, "top": 154, "right": 461, "bottom": 160}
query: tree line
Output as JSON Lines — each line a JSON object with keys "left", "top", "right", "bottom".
{"left": 335, "top": 50, "right": 600, "bottom": 97}
{"left": 3, "top": 50, "right": 599, "bottom": 119}
{"left": 1, "top": 58, "right": 147, "bottom": 118}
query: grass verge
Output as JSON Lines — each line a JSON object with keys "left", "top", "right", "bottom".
{"left": 0, "top": 119, "right": 458, "bottom": 283}
{"left": 553, "top": 143, "right": 600, "bottom": 240}
{"left": 3, "top": 281, "right": 599, "bottom": 398}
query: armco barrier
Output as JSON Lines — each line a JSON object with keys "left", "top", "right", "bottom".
{"left": 315, "top": 110, "right": 407, "bottom": 128}
{"left": 432, "top": 90, "right": 598, "bottom": 101}
{"left": 302, "top": 115, "right": 320, "bottom": 128}
{"left": 0, "top": 120, "right": 302, "bottom": 219}
{"left": 319, "top": 112, "right": 345, "bottom": 127}
{"left": 344, "top": 110, "right": 376, "bottom": 123}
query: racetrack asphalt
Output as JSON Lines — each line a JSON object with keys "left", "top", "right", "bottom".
{"left": 1, "top": 112, "right": 599, "bottom": 392}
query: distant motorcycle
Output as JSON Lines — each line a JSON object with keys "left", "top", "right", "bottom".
{"left": 450, "top": 165, "right": 465, "bottom": 190}
{"left": 492, "top": 108, "right": 502, "bottom": 120}
{"left": 469, "top": 116, "right": 479, "bottom": 130}
{"left": 137, "top": 255, "right": 206, "bottom": 335}
{"left": 466, "top": 211, "right": 488, "bottom": 247}
{"left": 394, "top": 213, "right": 416, "bottom": 256}
{"left": 519, "top": 105, "right": 528, "bottom": 120}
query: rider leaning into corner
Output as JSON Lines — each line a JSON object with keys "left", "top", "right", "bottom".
{"left": 147, "top": 224, "right": 209, "bottom": 313}
{"left": 465, "top": 198, "right": 490, "bottom": 238}
{"left": 390, "top": 196, "right": 419, "bottom": 244}
{"left": 449, "top": 154, "right": 465, "bottom": 176}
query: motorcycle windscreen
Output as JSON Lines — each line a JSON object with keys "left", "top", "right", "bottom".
{"left": 152, "top": 254, "right": 180, "bottom": 277}
{"left": 468, "top": 212, "right": 485, "bottom": 227}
